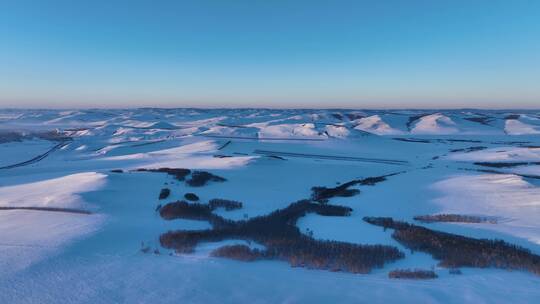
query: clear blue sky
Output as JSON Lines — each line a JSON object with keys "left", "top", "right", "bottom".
{"left": 1, "top": 0, "right": 539, "bottom": 108}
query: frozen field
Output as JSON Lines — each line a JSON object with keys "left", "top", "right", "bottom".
{"left": 1, "top": 108, "right": 540, "bottom": 303}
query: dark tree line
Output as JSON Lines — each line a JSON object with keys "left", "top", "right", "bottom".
{"left": 474, "top": 162, "right": 540, "bottom": 168}
{"left": 184, "top": 193, "right": 199, "bottom": 201}
{"left": 388, "top": 269, "right": 438, "bottom": 279}
{"left": 160, "top": 200, "right": 404, "bottom": 274}
{"left": 159, "top": 201, "right": 217, "bottom": 222}
{"left": 414, "top": 214, "right": 497, "bottom": 224}
{"left": 211, "top": 245, "right": 263, "bottom": 262}
{"left": 135, "top": 167, "right": 226, "bottom": 187}
{"left": 393, "top": 138, "right": 432, "bottom": 144}
{"left": 186, "top": 171, "right": 227, "bottom": 187}
{"left": 311, "top": 173, "right": 399, "bottom": 203}
{"left": 136, "top": 168, "right": 191, "bottom": 181}
{"left": 159, "top": 198, "right": 244, "bottom": 226}
{"left": 364, "top": 217, "right": 540, "bottom": 276}
{"left": 159, "top": 188, "right": 171, "bottom": 200}
{"left": 208, "top": 199, "right": 243, "bottom": 211}
{"left": 449, "top": 146, "right": 486, "bottom": 153}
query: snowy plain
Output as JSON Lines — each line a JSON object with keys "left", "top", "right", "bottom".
{"left": 1, "top": 108, "right": 540, "bottom": 303}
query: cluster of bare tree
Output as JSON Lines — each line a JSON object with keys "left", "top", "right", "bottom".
{"left": 158, "top": 188, "right": 171, "bottom": 200}
{"left": 474, "top": 161, "right": 539, "bottom": 168}
{"left": 136, "top": 168, "right": 191, "bottom": 181}
{"left": 414, "top": 214, "right": 497, "bottom": 224}
{"left": 388, "top": 269, "right": 438, "bottom": 279}
{"left": 310, "top": 174, "right": 394, "bottom": 203}
{"left": 211, "top": 245, "right": 263, "bottom": 262}
{"left": 160, "top": 200, "right": 404, "bottom": 274}
{"left": 184, "top": 193, "right": 199, "bottom": 201}
{"left": 136, "top": 167, "right": 226, "bottom": 187}
{"left": 159, "top": 201, "right": 216, "bottom": 222}
{"left": 449, "top": 146, "right": 486, "bottom": 153}
{"left": 364, "top": 217, "right": 540, "bottom": 276}
{"left": 208, "top": 199, "right": 243, "bottom": 211}
{"left": 186, "top": 171, "right": 227, "bottom": 187}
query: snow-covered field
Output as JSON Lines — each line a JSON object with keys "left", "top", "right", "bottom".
{"left": 1, "top": 108, "right": 540, "bottom": 303}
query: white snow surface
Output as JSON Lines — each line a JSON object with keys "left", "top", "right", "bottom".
{"left": 432, "top": 174, "right": 540, "bottom": 245}
{"left": 0, "top": 173, "right": 106, "bottom": 275}
{"left": 257, "top": 123, "right": 323, "bottom": 139}
{"left": 505, "top": 119, "right": 540, "bottom": 135}
{"left": 324, "top": 125, "right": 350, "bottom": 138}
{"left": 0, "top": 139, "right": 54, "bottom": 167}
{"left": 0, "top": 172, "right": 106, "bottom": 208}
{"left": 353, "top": 115, "right": 403, "bottom": 135}
{"left": 448, "top": 146, "right": 540, "bottom": 162}
{"left": 101, "top": 140, "right": 256, "bottom": 169}
{"left": 411, "top": 113, "right": 458, "bottom": 134}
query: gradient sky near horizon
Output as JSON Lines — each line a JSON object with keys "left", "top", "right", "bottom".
{"left": 1, "top": 0, "right": 539, "bottom": 109}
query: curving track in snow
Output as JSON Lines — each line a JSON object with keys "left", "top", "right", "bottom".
{"left": 0, "top": 140, "right": 70, "bottom": 170}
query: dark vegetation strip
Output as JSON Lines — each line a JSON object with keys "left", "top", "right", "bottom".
{"left": 491, "top": 140, "right": 531, "bottom": 145}
{"left": 0, "top": 131, "right": 25, "bottom": 143}
{"left": 414, "top": 214, "right": 497, "bottom": 224}
{"left": 211, "top": 244, "right": 263, "bottom": 262}
{"left": 363, "top": 217, "right": 540, "bottom": 276}
{"left": 160, "top": 199, "right": 244, "bottom": 221}
{"left": 392, "top": 138, "right": 431, "bottom": 144}
{"left": 0, "top": 206, "right": 92, "bottom": 215}
{"left": 129, "top": 139, "right": 167, "bottom": 147}
{"left": 474, "top": 161, "right": 540, "bottom": 168}
{"left": 136, "top": 168, "right": 191, "bottom": 180}
{"left": 444, "top": 139, "right": 483, "bottom": 143}
{"left": 0, "top": 130, "right": 70, "bottom": 144}
{"left": 388, "top": 269, "right": 438, "bottom": 279}
{"left": 135, "top": 168, "right": 227, "bottom": 187}
{"left": 449, "top": 146, "right": 487, "bottom": 153}
{"left": 216, "top": 123, "right": 252, "bottom": 129}
{"left": 311, "top": 172, "right": 403, "bottom": 203}
{"left": 159, "top": 188, "right": 171, "bottom": 200}
{"left": 160, "top": 200, "right": 404, "bottom": 274}
{"left": 184, "top": 193, "right": 199, "bottom": 201}
{"left": 186, "top": 171, "right": 226, "bottom": 187}
{"left": 253, "top": 150, "right": 408, "bottom": 165}
{"left": 208, "top": 199, "right": 243, "bottom": 211}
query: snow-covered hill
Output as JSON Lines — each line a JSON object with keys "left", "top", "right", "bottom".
{"left": 1, "top": 108, "right": 540, "bottom": 304}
